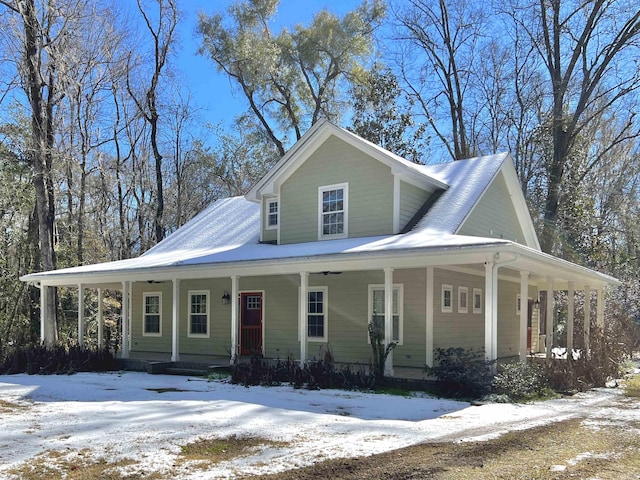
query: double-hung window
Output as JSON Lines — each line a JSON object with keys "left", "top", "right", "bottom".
{"left": 442, "top": 284, "right": 453, "bottom": 313}
{"left": 143, "top": 292, "right": 162, "bottom": 336}
{"left": 458, "top": 287, "right": 469, "bottom": 314}
{"left": 267, "top": 199, "right": 278, "bottom": 229}
{"left": 473, "top": 288, "right": 482, "bottom": 314}
{"left": 307, "top": 287, "right": 328, "bottom": 342}
{"left": 188, "top": 290, "right": 210, "bottom": 337}
{"left": 368, "top": 284, "right": 403, "bottom": 344}
{"left": 319, "top": 183, "right": 348, "bottom": 239}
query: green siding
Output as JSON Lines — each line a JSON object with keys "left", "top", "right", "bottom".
{"left": 458, "top": 172, "right": 526, "bottom": 243}
{"left": 399, "top": 181, "right": 433, "bottom": 231}
{"left": 280, "top": 135, "right": 394, "bottom": 244}
{"left": 432, "top": 268, "right": 538, "bottom": 359}
{"left": 130, "top": 282, "right": 173, "bottom": 357}
{"left": 261, "top": 197, "right": 278, "bottom": 243}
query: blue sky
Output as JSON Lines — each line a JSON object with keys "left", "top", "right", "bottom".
{"left": 174, "top": 0, "right": 365, "bottom": 129}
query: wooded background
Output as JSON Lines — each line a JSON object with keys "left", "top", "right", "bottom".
{"left": 0, "top": 0, "right": 639, "bottom": 351}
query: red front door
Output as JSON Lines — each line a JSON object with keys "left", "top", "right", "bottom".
{"left": 240, "top": 292, "right": 263, "bottom": 355}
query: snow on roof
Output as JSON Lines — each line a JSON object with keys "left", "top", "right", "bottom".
{"left": 416, "top": 153, "right": 508, "bottom": 234}
{"left": 21, "top": 154, "right": 513, "bottom": 282}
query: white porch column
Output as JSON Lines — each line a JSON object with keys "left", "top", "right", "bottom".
{"left": 596, "top": 287, "right": 605, "bottom": 330}
{"left": 425, "top": 266, "right": 434, "bottom": 368}
{"left": 567, "top": 282, "right": 575, "bottom": 356}
{"left": 121, "top": 281, "right": 130, "bottom": 359}
{"left": 171, "top": 279, "right": 180, "bottom": 362}
{"left": 40, "top": 284, "right": 47, "bottom": 344}
{"left": 484, "top": 261, "right": 497, "bottom": 362}
{"left": 545, "top": 277, "right": 554, "bottom": 358}
{"left": 384, "top": 267, "right": 394, "bottom": 376}
{"left": 230, "top": 275, "right": 239, "bottom": 364}
{"left": 78, "top": 284, "right": 85, "bottom": 347}
{"left": 584, "top": 285, "right": 591, "bottom": 354}
{"left": 97, "top": 288, "right": 104, "bottom": 349}
{"left": 299, "top": 271, "right": 309, "bottom": 366}
{"left": 519, "top": 271, "right": 529, "bottom": 361}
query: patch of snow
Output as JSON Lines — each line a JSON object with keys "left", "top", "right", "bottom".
{"left": 0, "top": 371, "right": 634, "bottom": 479}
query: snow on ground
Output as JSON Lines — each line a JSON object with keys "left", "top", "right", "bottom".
{"left": 0, "top": 371, "right": 634, "bottom": 479}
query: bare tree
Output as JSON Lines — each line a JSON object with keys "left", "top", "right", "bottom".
{"left": 127, "top": 0, "right": 178, "bottom": 244}
{"left": 509, "top": 0, "right": 640, "bottom": 253}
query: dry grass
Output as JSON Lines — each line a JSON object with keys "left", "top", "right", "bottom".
{"left": 0, "top": 399, "right": 29, "bottom": 412}
{"left": 7, "top": 450, "right": 161, "bottom": 480}
{"left": 256, "top": 417, "right": 640, "bottom": 480}
{"left": 179, "top": 435, "right": 288, "bottom": 466}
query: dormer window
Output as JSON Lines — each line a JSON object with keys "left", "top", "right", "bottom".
{"left": 319, "top": 183, "right": 348, "bottom": 240}
{"left": 267, "top": 199, "right": 279, "bottom": 229}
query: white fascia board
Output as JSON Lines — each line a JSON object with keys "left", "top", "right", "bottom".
{"left": 22, "top": 240, "right": 618, "bottom": 289}
{"left": 246, "top": 121, "right": 448, "bottom": 202}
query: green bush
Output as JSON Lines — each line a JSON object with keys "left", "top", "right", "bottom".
{"left": 493, "top": 361, "right": 549, "bottom": 401}
{"left": 426, "top": 347, "right": 494, "bottom": 399}
{"left": 0, "top": 344, "right": 118, "bottom": 375}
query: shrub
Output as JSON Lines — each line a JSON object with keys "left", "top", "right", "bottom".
{"left": 230, "top": 347, "right": 382, "bottom": 390}
{"left": 0, "top": 344, "right": 118, "bottom": 375}
{"left": 540, "top": 327, "right": 627, "bottom": 392}
{"left": 624, "top": 375, "right": 640, "bottom": 397}
{"left": 367, "top": 320, "right": 397, "bottom": 380}
{"left": 426, "top": 347, "right": 494, "bottom": 399}
{"left": 493, "top": 361, "right": 549, "bottom": 401}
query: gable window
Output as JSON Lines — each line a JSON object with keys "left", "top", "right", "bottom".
{"left": 368, "top": 284, "right": 403, "bottom": 344}
{"left": 188, "top": 290, "right": 210, "bottom": 337}
{"left": 266, "top": 199, "right": 278, "bottom": 229}
{"left": 318, "top": 183, "right": 348, "bottom": 239}
{"left": 143, "top": 292, "right": 162, "bottom": 336}
{"left": 307, "top": 287, "right": 328, "bottom": 342}
{"left": 442, "top": 284, "right": 453, "bottom": 313}
{"left": 458, "top": 287, "right": 468, "bottom": 314}
{"left": 473, "top": 288, "right": 482, "bottom": 314}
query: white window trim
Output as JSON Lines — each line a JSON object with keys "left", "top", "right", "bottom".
{"left": 142, "top": 292, "right": 162, "bottom": 337}
{"left": 473, "top": 288, "right": 482, "bottom": 314}
{"left": 318, "top": 182, "right": 348, "bottom": 240}
{"left": 266, "top": 198, "right": 279, "bottom": 230}
{"left": 187, "top": 289, "right": 210, "bottom": 338}
{"left": 441, "top": 284, "right": 453, "bottom": 313}
{"left": 458, "top": 286, "right": 469, "bottom": 314}
{"left": 367, "top": 284, "right": 404, "bottom": 345}
{"left": 307, "top": 286, "right": 328, "bottom": 342}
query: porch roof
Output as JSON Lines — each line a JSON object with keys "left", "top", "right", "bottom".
{"left": 21, "top": 196, "right": 618, "bottom": 290}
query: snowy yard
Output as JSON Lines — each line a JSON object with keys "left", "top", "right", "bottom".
{"left": 0, "top": 371, "right": 634, "bottom": 479}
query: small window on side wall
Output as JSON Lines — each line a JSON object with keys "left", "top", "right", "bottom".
{"left": 266, "top": 199, "right": 278, "bottom": 229}
{"left": 458, "top": 287, "right": 468, "bottom": 314}
{"left": 473, "top": 288, "right": 482, "bottom": 314}
{"left": 442, "top": 284, "right": 453, "bottom": 313}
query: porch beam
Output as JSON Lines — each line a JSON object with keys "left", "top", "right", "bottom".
{"left": 596, "top": 287, "right": 605, "bottom": 330}
{"left": 97, "top": 288, "right": 104, "bottom": 349}
{"left": 484, "top": 261, "right": 497, "bottom": 362}
{"left": 545, "top": 277, "right": 554, "bottom": 358}
{"left": 230, "top": 275, "right": 239, "bottom": 364}
{"left": 299, "top": 271, "right": 308, "bottom": 366}
{"left": 567, "top": 282, "right": 575, "bottom": 356}
{"left": 121, "top": 281, "right": 130, "bottom": 359}
{"left": 171, "top": 279, "right": 180, "bottom": 362}
{"left": 78, "top": 284, "right": 84, "bottom": 347}
{"left": 425, "top": 266, "right": 434, "bottom": 367}
{"left": 384, "top": 267, "right": 394, "bottom": 376}
{"left": 519, "top": 271, "right": 529, "bottom": 361}
{"left": 584, "top": 285, "right": 591, "bottom": 354}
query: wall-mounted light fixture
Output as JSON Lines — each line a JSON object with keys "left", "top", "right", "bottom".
{"left": 222, "top": 290, "right": 230, "bottom": 305}
{"left": 533, "top": 297, "right": 541, "bottom": 309}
